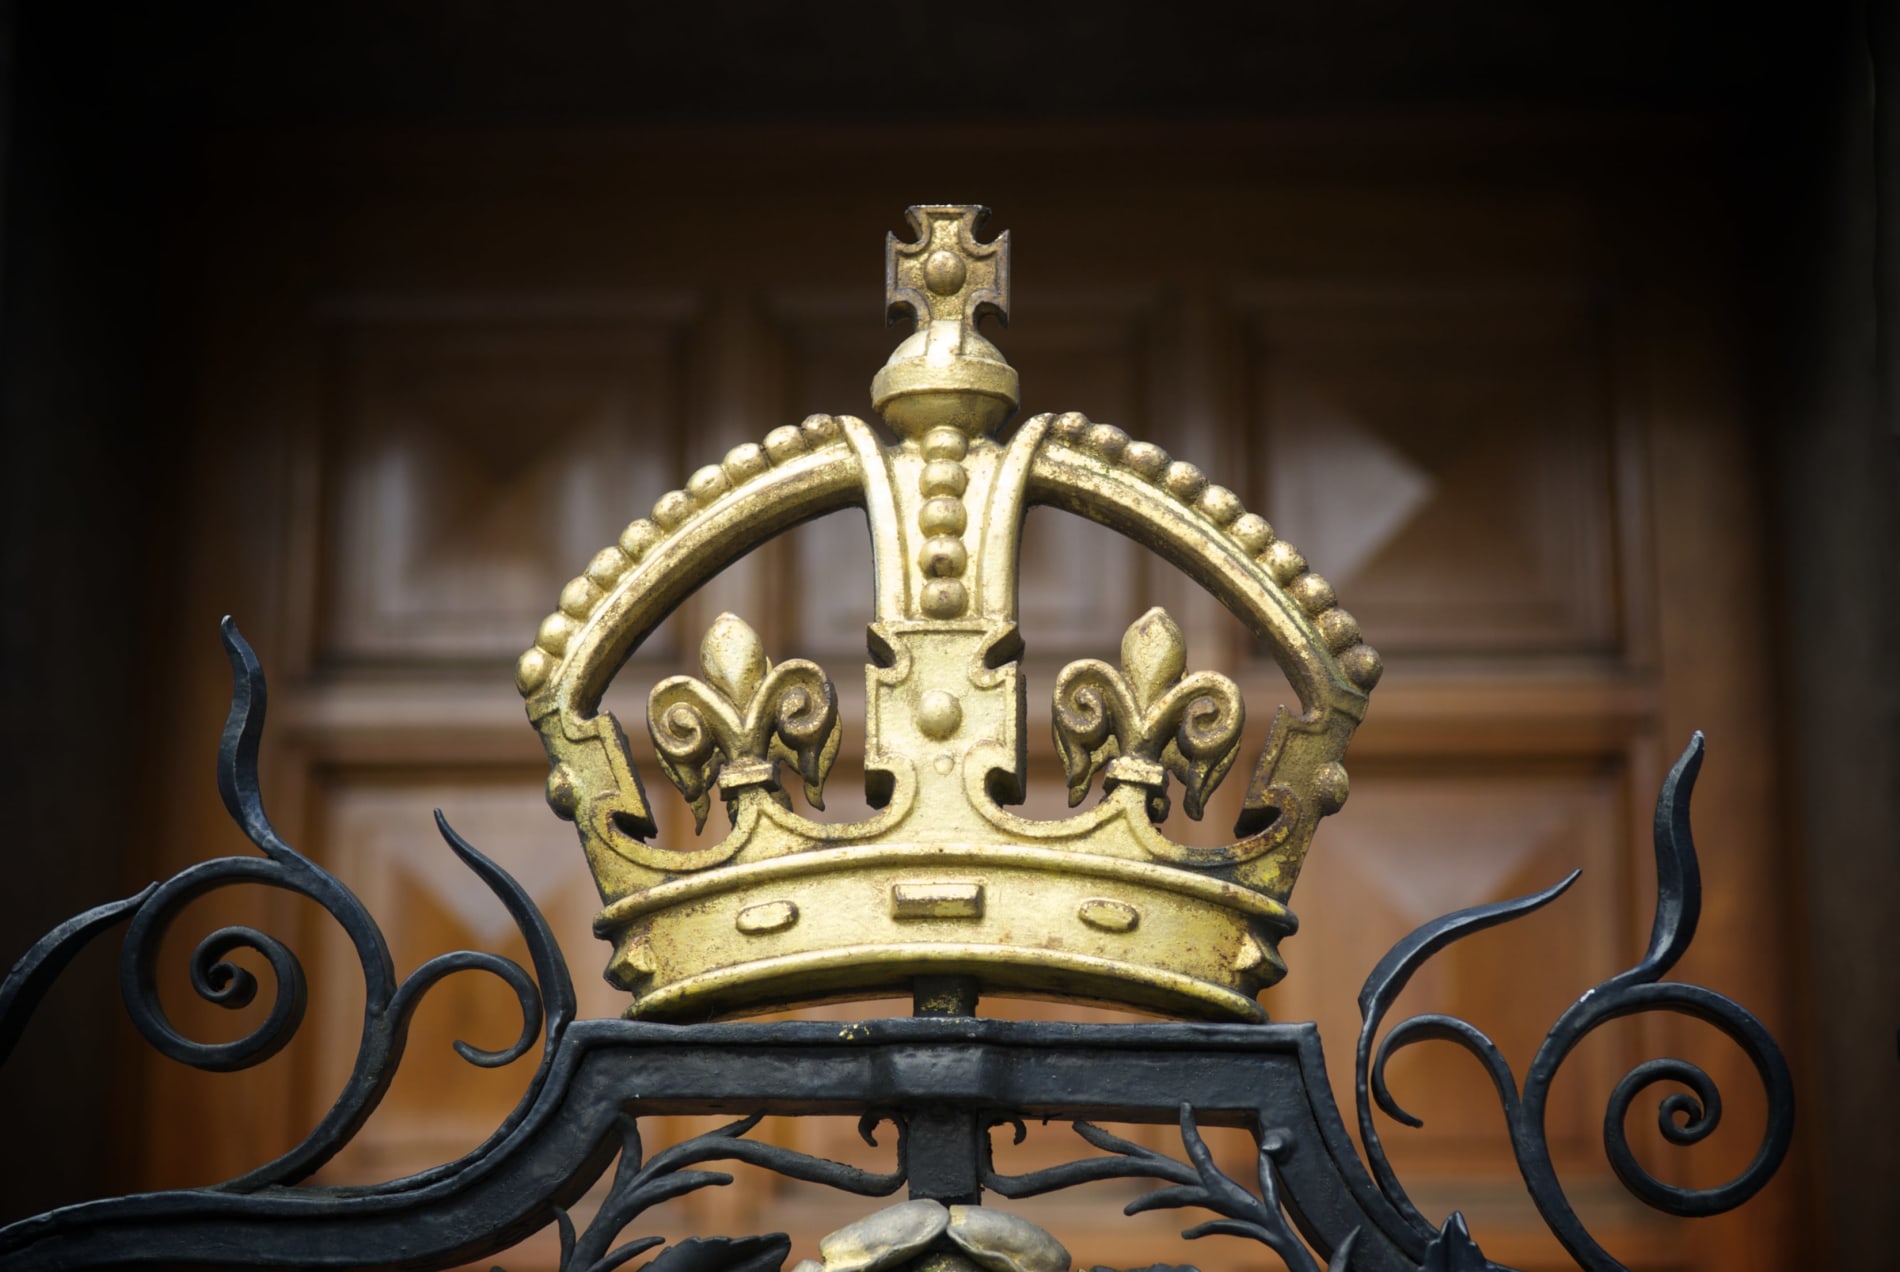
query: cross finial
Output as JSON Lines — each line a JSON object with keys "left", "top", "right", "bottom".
{"left": 885, "top": 205, "right": 1010, "bottom": 331}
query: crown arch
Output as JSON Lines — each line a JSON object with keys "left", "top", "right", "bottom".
{"left": 518, "top": 416, "right": 869, "bottom": 866}
{"left": 1018, "top": 412, "right": 1380, "bottom": 893}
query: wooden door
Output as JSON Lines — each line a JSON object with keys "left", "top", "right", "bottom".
{"left": 132, "top": 124, "right": 1796, "bottom": 1270}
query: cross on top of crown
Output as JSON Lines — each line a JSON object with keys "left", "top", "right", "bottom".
{"left": 885, "top": 205, "right": 1011, "bottom": 330}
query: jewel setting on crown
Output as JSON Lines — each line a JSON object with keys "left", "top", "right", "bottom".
{"left": 515, "top": 206, "right": 1381, "bottom": 1021}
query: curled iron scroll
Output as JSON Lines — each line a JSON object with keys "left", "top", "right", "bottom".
{"left": 1352, "top": 733, "right": 1795, "bottom": 1271}
{"left": 0, "top": 619, "right": 576, "bottom": 1191}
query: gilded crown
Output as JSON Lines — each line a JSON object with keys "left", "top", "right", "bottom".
{"left": 515, "top": 206, "right": 1381, "bottom": 1021}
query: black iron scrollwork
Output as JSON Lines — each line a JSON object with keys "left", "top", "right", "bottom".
{"left": 527, "top": 1113, "right": 904, "bottom": 1272}
{"left": 0, "top": 617, "right": 576, "bottom": 1191}
{"left": 1352, "top": 733, "right": 1796, "bottom": 1271}
{"left": 0, "top": 632, "right": 1796, "bottom": 1272}
{"left": 982, "top": 1107, "right": 1361, "bottom": 1272}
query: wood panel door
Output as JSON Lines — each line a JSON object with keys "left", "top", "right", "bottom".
{"left": 131, "top": 124, "right": 1795, "bottom": 1270}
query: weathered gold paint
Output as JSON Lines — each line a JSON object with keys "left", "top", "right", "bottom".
{"left": 517, "top": 206, "right": 1380, "bottom": 1021}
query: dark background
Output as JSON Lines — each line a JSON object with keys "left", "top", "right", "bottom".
{"left": 2, "top": 2, "right": 1893, "bottom": 1263}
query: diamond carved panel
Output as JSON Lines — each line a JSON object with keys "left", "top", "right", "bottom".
{"left": 320, "top": 312, "right": 692, "bottom": 664}
{"left": 1242, "top": 290, "right": 1623, "bottom": 658}
{"left": 307, "top": 772, "right": 612, "bottom": 1185}
{"left": 1265, "top": 759, "right": 1627, "bottom": 1179}
{"left": 309, "top": 770, "right": 880, "bottom": 1270}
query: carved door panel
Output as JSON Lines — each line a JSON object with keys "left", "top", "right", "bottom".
{"left": 132, "top": 131, "right": 1790, "bottom": 1270}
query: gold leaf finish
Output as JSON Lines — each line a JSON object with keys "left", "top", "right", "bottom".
{"left": 520, "top": 206, "right": 1379, "bottom": 1021}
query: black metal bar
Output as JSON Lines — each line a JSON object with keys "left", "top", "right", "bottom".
{"left": 0, "top": 1019, "right": 1432, "bottom": 1271}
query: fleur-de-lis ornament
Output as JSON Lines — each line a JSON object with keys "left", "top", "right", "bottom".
{"left": 648, "top": 614, "right": 842, "bottom": 831}
{"left": 1052, "top": 608, "right": 1245, "bottom": 823}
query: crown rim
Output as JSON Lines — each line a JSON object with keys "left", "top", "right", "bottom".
{"left": 624, "top": 943, "right": 1274, "bottom": 1023}
{"left": 594, "top": 840, "right": 1301, "bottom": 931}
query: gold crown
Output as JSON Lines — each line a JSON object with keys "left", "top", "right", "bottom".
{"left": 514, "top": 206, "right": 1380, "bottom": 1021}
